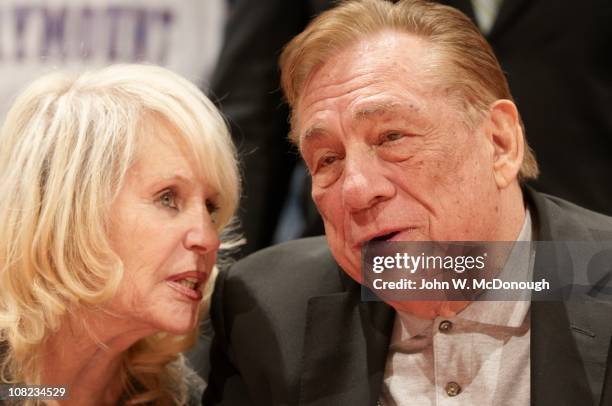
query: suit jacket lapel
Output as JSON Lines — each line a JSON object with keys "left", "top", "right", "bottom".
{"left": 358, "top": 299, "right": 396, "bottom": 405}
{"left": 532, "top": 297, "right": 612, "bottom": 405}
{"left": 528, "top": 188, "right": 612, "bottom": 405}
{"left": 298, "top": 278, "right": 394, "bottom": 406}
{"left": 531, "top": 301, "right": 597, "bottom": 405}
{"left": 601, "top": 338, "right": 612, "bottom": 405}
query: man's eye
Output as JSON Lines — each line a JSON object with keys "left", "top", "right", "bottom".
{"left": 320, "top": 155, "right": 338, "bottom": 168}
{"left": 159, "top": 190, "right": 178, "bottom": 210}
{"left": 380, "top": 132, "right": 404, "bottom": 144}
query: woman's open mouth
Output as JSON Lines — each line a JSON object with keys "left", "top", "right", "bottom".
{"left": 166, "top": 272, "right": 207, "bottom": 301}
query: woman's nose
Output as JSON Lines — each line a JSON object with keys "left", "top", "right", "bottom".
{"left": 183, "top": 208, "right": 221, "bottom": 254}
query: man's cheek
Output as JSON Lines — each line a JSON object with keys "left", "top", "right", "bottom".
{"left": 311, "top": 187, "right": 338, "bottom": 222}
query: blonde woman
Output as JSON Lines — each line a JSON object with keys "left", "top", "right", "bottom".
{"left": 0, "top": 65, "right": 240, "bottom": 405}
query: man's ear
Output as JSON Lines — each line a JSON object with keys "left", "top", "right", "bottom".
{"left": 487, "top": 100, "right": 524, "bottom": 189}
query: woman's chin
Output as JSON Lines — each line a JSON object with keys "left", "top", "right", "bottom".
{"left": 157, "top": 313, "right": 200, "bottom": 335}
{"left": 147, "top": 323, "right": 194, "bottom": 337}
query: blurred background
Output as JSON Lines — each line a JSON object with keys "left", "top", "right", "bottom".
{"left": 1, "top": 0, "right": 609, "bottom": 382}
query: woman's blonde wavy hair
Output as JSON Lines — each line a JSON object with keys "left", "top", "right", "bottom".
{"left": 0, "top": 64, "right": 240, "bottom": 405}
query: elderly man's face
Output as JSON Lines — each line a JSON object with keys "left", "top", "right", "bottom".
{"left": 297, "top": 32, "right": 509, "bottom": 283}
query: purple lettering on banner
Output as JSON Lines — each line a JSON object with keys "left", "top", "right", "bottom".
{"left": 106, "top": 7, "right": 123, "bottom": 61}
{"left": 79, "top": 7, "right": 94, "bottom": 60}
{"left": 133, "top": 8, "right": 147, "bottom": 61}
{"left": 14, "top": 6, "right": 32, "bottom": 61}
{"left": 154, "top": 9, "right": 173, "bottom": 64}
{"left": 41, "top": 7, "right": 68, "bottom": 60}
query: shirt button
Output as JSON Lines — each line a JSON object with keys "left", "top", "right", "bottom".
{"left": 439, "top": 320, "right": 453, "bottom": 333}
{"left": 445, "top": 381, "right": 462, "bottom": 397}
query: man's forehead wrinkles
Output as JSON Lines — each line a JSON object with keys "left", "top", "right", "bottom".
{"left": 298, "top": 80, "right": 381, "bottom": 144}
{"left": 301, "top": 62, "right": 389, "bottom": 109}
{"left": 303, "top": 79, "right": 379, "bottom": 112}
{"left": 297, "top": 38, "right": 430, "bottom": 148}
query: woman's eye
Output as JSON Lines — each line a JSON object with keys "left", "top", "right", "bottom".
{"left": 159, "top": 190, "right": 178, "bottom": 210}
{"left": 206, "top": 199, "right": 220, "bottom": 223}
{"left": 206, "top": 199, "right": 219, "bottom": 215}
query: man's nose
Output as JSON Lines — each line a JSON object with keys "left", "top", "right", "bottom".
{"left": 341, "top": 150, "right": 395, "bottom": 211}
{"left": 183, "top": 208, "right": 221, "bottom": 254}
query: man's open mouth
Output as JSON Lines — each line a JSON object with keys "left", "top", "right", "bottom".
{"left": 370, "top": 231, "right": 401, "bottom": 242}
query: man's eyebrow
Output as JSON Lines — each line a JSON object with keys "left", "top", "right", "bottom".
{"left": 300, "top": 125, "right": 327, "bottom": 145}
{"left": 352, "top": 101, "right": 417, "bottom": 120}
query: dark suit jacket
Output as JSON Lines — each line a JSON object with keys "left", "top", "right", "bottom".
{"left": 203, "top": 190, "right": 612, "bottom": 405}
{"left": 438, "top": 0, "right": 612, "bottom": 215}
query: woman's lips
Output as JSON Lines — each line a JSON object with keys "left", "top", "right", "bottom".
{"left": 166, "top": 280, "right": 203, "bottom": 301}
{"left": 165, "top": 271, "right": 207, "bottom": 301}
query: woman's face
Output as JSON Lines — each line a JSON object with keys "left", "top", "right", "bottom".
{"left": 107, "top": 120, "right": 221, "bottom": 335}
